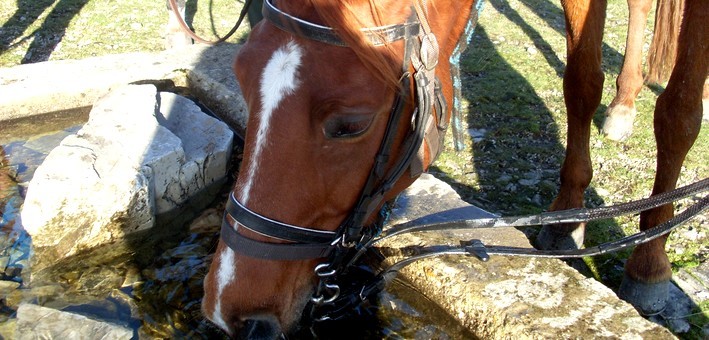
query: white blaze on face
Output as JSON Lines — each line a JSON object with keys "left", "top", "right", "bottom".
{"left": 211, "top": 40, "right": 304, "bottom": 331}
{"left": 243, "top": 40, "right": 303, "bottom": 198}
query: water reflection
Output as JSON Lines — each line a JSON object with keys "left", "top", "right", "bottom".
{"left": 0, "top": 145, "right": 30, "bottom": 331}
{"left": 0, "top": 145, "right": 29, "bottom": 285}
{"left": 0, "top": 145, "right": 18, "bottom": 233}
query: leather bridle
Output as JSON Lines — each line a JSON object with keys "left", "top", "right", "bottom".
{"left": 219, "top": 0, "right": 448, "bottom": 317}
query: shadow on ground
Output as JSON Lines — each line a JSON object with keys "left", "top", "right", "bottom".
{"left": 0, "top": 0, "right": 89, "bottom": 64}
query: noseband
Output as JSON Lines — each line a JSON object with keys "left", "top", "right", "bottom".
{"left": 220, "top": 0, "right": 449, "bottom": 318}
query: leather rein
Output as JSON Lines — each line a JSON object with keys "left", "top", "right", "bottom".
{"left": 167, "top": 0, "right": 252, "bottom": 44}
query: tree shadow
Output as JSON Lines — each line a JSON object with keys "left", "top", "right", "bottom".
{"left": 494, "top": 0, "right": 644, "bottom": 133}
{"left": 510, "top": 0, "right": 626, "bottom": 75}
{"left": 1, "top": 0, "right": 56, "bottom": 54}
{"left": 0, "top": 0, "right": 89, "bottom": 64}
{"left": 487, "top": 0, "right": 565, "bottom": 78}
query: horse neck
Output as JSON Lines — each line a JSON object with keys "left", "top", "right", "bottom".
{"left": 426, "top": 0, "right": 480, "bottom": 67}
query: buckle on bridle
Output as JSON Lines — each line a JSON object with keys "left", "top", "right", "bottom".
{"left": 340, "top": 235, "right": 359, "bottom": 249}
{"left": 461, "top": 239, "right": 490, "bottom": 262}
{"left": 419, "top": 33, "right": 439, "bottom": 71}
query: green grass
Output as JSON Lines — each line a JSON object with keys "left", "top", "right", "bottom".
{"left": 0, "top": 0, "right": 248, "bottom": 66}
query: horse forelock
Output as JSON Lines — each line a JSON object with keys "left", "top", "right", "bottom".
{"left": 307, "top": 0, "right": 409, "bottom": 90}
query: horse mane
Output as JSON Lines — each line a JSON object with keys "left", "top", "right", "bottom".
{"left": 310, "top": 0, "right": 404, "bottom": 90}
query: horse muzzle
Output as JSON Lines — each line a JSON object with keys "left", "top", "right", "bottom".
{"left": 236, "top": 319, "right": 285, "bottom": 340}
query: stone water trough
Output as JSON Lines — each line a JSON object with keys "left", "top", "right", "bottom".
{"left": 0, "top": 44, "right": 677, "bottom": 338}
{"left": 20, "top": 84, "right": 233, "bottom": 270}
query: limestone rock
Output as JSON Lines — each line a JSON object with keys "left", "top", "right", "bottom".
{"left": 382, "top": 173, "right": 675, "bottom": 339}
{"left": 156, "top": 92, "right": 232, "bottom": 214}
{"left": 20, "top": 84, "right": 232, "bottom": 269}
{"left": 16, "top": 304, "right": 132, "bottom": 340}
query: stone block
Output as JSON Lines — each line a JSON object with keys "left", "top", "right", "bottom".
{"left": 16, "top": 304, "right": 132, "bottom": 340}
{"left": 382, "top": 173, "right": 675, "bottom": 338}
{"left": 0, "top": 44, "right": 247, "bottom": 134}
{"left": 156, "top": 92, "right": 233, "bottom": 214}
{"left": 20, "top": 84, "right": 233, "bottom": 271}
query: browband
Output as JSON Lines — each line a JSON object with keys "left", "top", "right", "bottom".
{"left": 262, "top": 0, "right": 420, "bottom": 46}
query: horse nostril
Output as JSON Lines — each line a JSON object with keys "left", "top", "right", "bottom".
{"left": 238, "top": 319, "right": 283, "bottom": 340}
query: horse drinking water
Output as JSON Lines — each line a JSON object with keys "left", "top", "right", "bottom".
{"left": 202, "top": 0, "right": 708, "bottom": 337}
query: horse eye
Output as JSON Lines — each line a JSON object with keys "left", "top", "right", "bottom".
{"left": 323, "top": 114, "right": 374, "bottom": 139}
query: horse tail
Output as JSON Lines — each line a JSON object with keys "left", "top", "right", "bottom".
{"left": 645, "top": 0, "right": 684, "bottom": 85}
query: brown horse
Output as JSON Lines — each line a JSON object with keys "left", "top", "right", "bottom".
{"left": 202, "top": 0, "right": 708, "bottom": 337}
{"left": 602, "top": 0, "right": 684, "bottom": 141}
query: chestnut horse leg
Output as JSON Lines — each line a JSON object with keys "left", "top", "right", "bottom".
{"left": 601, "top": 0, "right": 653, "bottom": 141}
{"left": 536, "top": 0, "right": 606, "bottom": 251}
{"left": 618, "top": 0, "right": 707, "bottom": 315}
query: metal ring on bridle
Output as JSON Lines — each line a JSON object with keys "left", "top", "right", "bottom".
{"left": 314, "top": 263, "right": 337, "bottom": 278}
{"left": 311, "top": 283, "right": 341, "bottom": 305}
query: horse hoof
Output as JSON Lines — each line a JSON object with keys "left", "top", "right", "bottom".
{"left": 602, "top": 104, "right": 636, "bottom": 141}
{"left": 618, "top": 273, "right": 669, "bottom": 316}
{"left": 535, "top": 225, "right": 584, "bottom": 250}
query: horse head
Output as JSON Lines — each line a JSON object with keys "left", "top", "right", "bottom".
{"left": 202, "top": 0, "right": 478, "bottom": 336}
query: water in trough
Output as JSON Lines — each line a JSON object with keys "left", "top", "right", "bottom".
{"left": 0, "top": 102, "right": 476, "bottom": 338}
